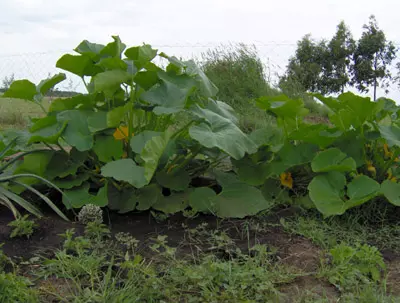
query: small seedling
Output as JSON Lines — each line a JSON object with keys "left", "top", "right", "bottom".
{"left": 8, "top": 215, "right": 37, "bottom": 239}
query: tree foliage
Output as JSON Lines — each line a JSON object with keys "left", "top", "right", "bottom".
{"left": 351, "top": 15, "right": 396, "bottom": 100}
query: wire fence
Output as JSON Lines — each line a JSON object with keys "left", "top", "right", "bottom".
{"left": 0, "top": 42, "right": 399, "bottom": 100}
{"left": 0, "top": 42, "right": 297, "bottom": 94}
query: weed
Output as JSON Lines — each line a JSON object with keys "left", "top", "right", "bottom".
{"left": 8, "top": 214, "right": 37, "bottom": 238}
{"left": 0, "top": 272, "right": 39, "bottom": 303}
{"left": 320, "top": 243, "right": 386, "bottom": 292}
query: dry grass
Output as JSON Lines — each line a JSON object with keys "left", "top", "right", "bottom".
{"left": 0, "top": 97, "right": 50, "bottom": 129}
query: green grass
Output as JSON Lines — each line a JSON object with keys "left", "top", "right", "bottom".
{"left": 0, "top": 97, "right": 50, "bottom": 129}
{"left": 2, "top": 216, "right": 400, "bottom": 302}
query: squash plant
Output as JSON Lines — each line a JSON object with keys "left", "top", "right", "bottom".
{"left": 239, "top": 92, "right": 400, "bottom": 216}
{"left": 2, "top": 36, "right": 272, "bottom": 218}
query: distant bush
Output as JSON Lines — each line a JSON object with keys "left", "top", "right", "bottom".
{"left": 202, "top": 44, "right": 280, "bottom": 110}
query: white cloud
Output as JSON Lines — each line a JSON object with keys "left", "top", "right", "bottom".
{"left": 0, "top": 0, "right": 399, "bottom": 99}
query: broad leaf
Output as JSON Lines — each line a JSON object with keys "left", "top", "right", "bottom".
{"left": 49, "top": 94, "right": 95, "bottom": 112}
{"left": 101, "top": 159, "right": 147, "bottom": 188}
{"left": 140, "top": 80, "right": 190, "bottom": 115}
{"left": 74, "top": 40, "right": 105, "bottom": 59}
{"left": 155, "top": 169, "right": 190, "bottom": 191}
{"left": 185, "top": 60, "right": 218, "bottom": 97}
{"left": 256, "top": 95, "right": 309, "bottom": 118}
{"left": 189, "top": 187, "right": 217, "bottom": 213}
{"left": 56, "top": 54, "right": 100, "bottom": 77}
{"left": 130, "top": 130, "right": 162, "bottom": 154}
{"left": 3, "top": 80, "right": 37, "bottom": 101}
{"left": 57, "top": 110, "right": 93, "bottom": 151}
{"left": 152, "top": 191, "right": 189, "bottom": 214}
{"left": 136, "top": 184, "right": 161, "bottom": 210}
{"left": 379, "top": 124, "right": 400, "bottom": 147}
{"left": 189, "top": 105, "right": 257, "bottom": 160}
{"left": 107, "top": 185, "right": 137, "bottom": 213}
{"left": 37, "top": 73, "right": 66, "bottom": 95}
{"left": 93, "top": 70, "right": 131, "bottom": 92}
{"left": 93, "top": 135, "right": 124, "bottom": 163}
{"left": 29, "top": 116, "right": 67, "bottom": 144}
{"left": 141, "top": 131, "right": 172, "bottom": 182}
{"left": 346, "top": 175, "right": 380, "bottom": 209}
{"left": 290, "top": 124, "right": 342, "bottom": 148}
{"left": 308, "top": 172, "right": 347, "bottom": 216}
{"left": 100, "top": 36, "right": 126, "bottom": 58}
{"left": 63, "top": 183, "right": 92, "bottom": 208}
{"left": 381, "top": 180, "right": 400, "bottom": 206}
{"left": 53, "top": 173, "right": 90, "bottom": 189}
{"left": 311, "top": 148, "right": 356, "bottom": 173}
{"left": 125, "top": 44, "right": 158, "bottom": 69}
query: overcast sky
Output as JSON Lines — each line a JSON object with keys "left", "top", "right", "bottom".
{"left": 1, "top": 0, "right": 400, "bottom": 99}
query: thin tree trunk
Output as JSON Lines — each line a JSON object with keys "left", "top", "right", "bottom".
{"left": 373, "top": 56, "right": 377, "bottom": 101}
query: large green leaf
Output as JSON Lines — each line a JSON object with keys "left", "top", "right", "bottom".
{"left": 206, "top": 99, "right": 239, "bottom": 125}
{"left": 106, "top": 104, "right": 130, "bottom": 127}
{"left": 49, "top": 94, "right": 95, "bottom": 112}
{"left": 93, "top": 70, "right": 131, "bottom": 92}
{"left": 141, "top": 131, "right": 172, "bottom": 182}
{"left": 56, "top": 54, "right": 99, "bottom": 77}
{"left": 256, "top": 95, "right": 309, "bottom": 118}
{"left": 155, "top": 169, "right": 190, "bottom": 191}
{"left": 308, "top": 172, "right": 380, "bottom": 216}
{"left": 45, "top": 150, "right": 86, "bottom": 179}
{"left": 57, "top": 110, "right": 93, "bottom": 151}
{"left": 189, "top": 105, "right": 257, "bottom": 160}
{"left": 381, "top": 180, "right": 400, "bottom": 206}
{"left": 101, "top": 159, "right": 147, "bottom": 188}
{"left": 74, "top": 40, "right": 105, "bottom": 60}
{"left": 184, "top": 60, "right": 218, "bottom": 97}
{"left": 232, "top": 156, "right": 270, "bottom": 186}
{"left": 125, "top": 44, "right": 158, "bottom": 69}
{"left": 96, "top": 57, "right": 128, "bottom": 71}
{"left": 3, "top": 80, "right": 37, "bottom": 101}
{"left": 152, "top": 192, "right": 189, "bottom": 214}
{"left": 249, "top": 127, "right": 284, "bottom": 151}
{"left": 311, "top": 148, "right": 356, "bottom": 173}
{"left": 37, "top": 73, "right": 66, "bottom": 95}
{"left": 379, "top": 124, "right": 400, "bottom": 147}
{"left": 290, "top": 124, "right": 342, "bottom": 148}
{"left": 87, "top": 111, "right": 108, "bottom": 133}
{"left": 100, "top": 36, "right": 126, "bottom": 58}
{"left": 28, "top": 116, "right": 67, "bottom": 144}
{"left": 188, "top": 172, "right": 271, "bottom": 218}
{"left": 62, "top": 183, "right": 92, "bottom": 208}
{"left": 345, "top": 175, "right": 380, "bottom": 209}
{"left": 189, "top": 187, "right": 217, "bottom": 213}
{"left": 308, "top": 172, "right": 347, "bottom": 216}
{"left": 134, "top": 70, "right": 159, "bottom": 90}
{"left": 93, "top": 135, "right": 124, "bottom": 163}
{"left": 107, "top": 185, "right": 137, "bottom": 213}
{"left": 53, "top": 173, "right": 90, "bottom": 189}
{"left": 140, "top": 80, "right": 190, "bottom": 115}
{"left": 130, "top": 130, "right": 162, "bottom": 154}
{"left": 136, "top": 184, "right": 161, "bottom": 210}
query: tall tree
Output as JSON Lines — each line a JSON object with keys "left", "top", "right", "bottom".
{"left": 351, "top": 15, "right": 396, "bottom": 100}
{"left": 280, "top": 34, "right": 327, "bottom": 93}
{"left": 321, "top": 21, "right": 355, "bottom": 94}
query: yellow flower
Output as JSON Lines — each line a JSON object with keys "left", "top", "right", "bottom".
{"left": 390, "top": 177, "right": 397, "bottom": 183}
{"left": 387, "top": 169, "right": 393, "bottom": 180}
{"left": 383, "top": 143, "right": 393, "bottom": 159}
{"left": 113, "top": 126, "right": 134, "bottom": 141}
{"left": 280, "top": 172, "right": 293, "bottom": 189}
{"left": 366, "top": 161, "right": 376, "bottom": 175}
